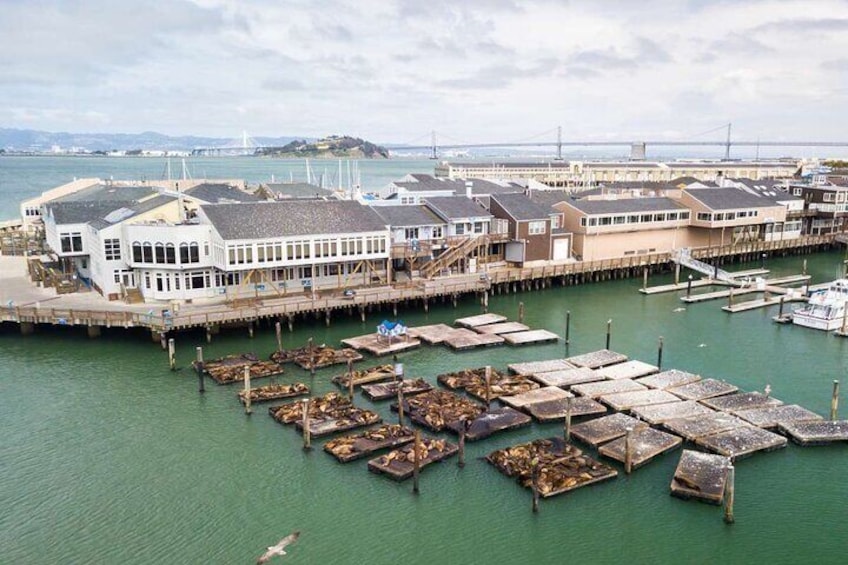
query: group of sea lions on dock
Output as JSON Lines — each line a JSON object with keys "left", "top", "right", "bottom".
{"left": 270, "top": 344, "right": 362, "bottom": 370}
{"left": 268, "top": 392, "right": 381, "bottom": 433}
{"left": 400, "top": 390, "right": 485, "bottom": 431}
{"left": 324, "top": 424, "right": 415, "bottom": 462}
{"left": 195, "top": 354, "right": 285, "bottom": 385}
{"left": 239, "top": 383, "right": 310, "bottom": 404}
{"left": 437, "top": 367, "right": 539, "bottom": 401}
{"left": 331, "top": 364, "right": 395, "bottom": 388}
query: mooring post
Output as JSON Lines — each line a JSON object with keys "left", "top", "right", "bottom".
{"left": 518, "top": 302, "right": 525, "bottom": 324}
{"left": 728, "top": 288, "right": 734, "bottom": 308}
{"left": 842, "top": 308, "right": 848, "bottom": 335}
{"left": 458, "top": 417, "right": 467, "bottom": 468}
{"left": 243, "top": 365, "right": 252, "bottom": 415}
{"left": 674, "top": 263, "right": 680, "bottom": 285}
{"left": 531, "top": 458, "right": 540, "bottom": 513}
{"left": 779, "top": 296, "right": 785, "bottom": 319}
{"left": 831, "top": 380, "right": 840, "bottom": 420}
{"left": 687, "top": 275, "right": 693, "bottom": 298}
{"left": 206, "top": 326, "right": 212, "bottom": 343}
{"left": 714, "top": 263, "right": 718, "bottom": 280}
{"left": 624, "top": 426, "right": 634, "bottom": 474}
{"left": 160, "top": 331, "right": 167, "bottom": 351}
{"left": 301, "top": 398, "right": 311, "bottom": 450}
{"left": 564, "top": 396, "right": 573, "bottom": 442}
{"left": 484, "top": 365, "right": 492, "bottom": 408}
{"left": 605, "top": 319, "right": 612, "bottom": 350}
{"left": 397, "top": 376, "right": 405, "bottom": 426}
{"left": 275, "top": 321, "right": 283, "bottom": 352}
{"left": 347, "top": 359, "right": 355, "bottom": 401}
{"left": 308, "top": 337, "right": 316, "bottom": 376}
{"left": 168, "top": 338, "right": 176, "bottom": 371}
{"left": 724, "top": 463, "right": 735, "bottom": 524}
{"left": 195, "top": 346, "right": 205, "bottom": 393}
{"left": 657, "top": 336, "right": 664, "bottom": 370}
{"left": 248, "top": 321, "right": 254, "bottom": 338}
{"left": 642, "top": 267, "right": 648, "bottom": 290}
{"left": 392, "top": 355, "right": 399, "bottom": 382}
{"left": 482, "top": 290, "right": 489, "bottom": 314}
{"left": 565, "top": 310, "right": 571, "bottom": 347}
{"left": 412, "top": 430, "right": 421, "bottom": 495}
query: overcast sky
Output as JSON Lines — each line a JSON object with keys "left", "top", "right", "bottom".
{"left": 3, "top": 0, "right": 848, "bottom": 144}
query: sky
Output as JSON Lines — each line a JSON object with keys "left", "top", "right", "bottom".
{"left": 2, "top": 0, "right": 848, "bottom": 144}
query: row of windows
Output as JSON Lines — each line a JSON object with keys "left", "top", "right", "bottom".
{"left": 695, "top": 210, "right": 757, "bottom": 222}
{"left": 455, "top": 222, "right": 486, "bottom": 235}
{"left": 104, "top": 238, "right": 121, "bottom": 261}
{"left": 528, "top": 221, "right": 546, "bottom": 235}
{"left": 132, "top": 242, "right": 201, "bottom": 265}
{"left": 580, "top": 211, "right": 690, "bottom": 227}
{"left": 226, "top": 236, "right": 388, "bottom": 266}
{"left": 143, "top": 270, "right": 210, "bottom": 292}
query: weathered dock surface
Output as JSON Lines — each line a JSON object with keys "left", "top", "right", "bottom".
{"left": 455, "top": 313, "right": 508, "bottom": 328}
{"left": 600, "top": 389, "right": 682, "bottom": 411}
{"left": 662, "top": 412, "right": 748, "bottom": 441}
{"left": 681, "top": 286, "right": 761, "bottom": 303}
{"left": 295, "top": 407, "right": 382, "bottom": 437}
{"left": 598, "top": 427, "right": 682, "bottom": 469}
{"left": 341, "top": 333, "right": 421, "bottom": 356}
{"left": 570, "top": 413, "right": 642, "bottom": 447}
{"left": 668, "top": 378, "right": 738, "bottom": 401}
{"left": 695, "top": 425, "right": 788, "bottom": 459}
{"left": 508, "top": 358, "right": 575, "bottom": 376}
{"left": 205, "top": 359, "right": 284, "bottom": 385}
{"left": 331, "top": 364, "right": 395, "bottom": 388}
{"left": 407, "top": 323, "right": 454, "bottom": 344}
{"left": 443, "top": 328, "right": 505, "bottom": 350}
{"left": 444, "top": 407, "right": 532, "bottom": 440}
{"left": 268, "top": 392, "right": 351, "bottom": 425}
{"left": 437, "top": 367, "right": 538, "bottom": 401}
{"left": 502, "top": 329, "right": 560, "bottom": 346}
{"left": 566, "top": 349, "right": 628, "bottom": 369}
{"left": 722, "top": 294, "right": 807, "bottom": 313}
{"left": 438, "top": 366, "right": 503, "bottom": 390}
{"left": 734, "top": 404, "right": 822, "bottom": 429}
{"left": 486, "top": 437, "right": 617, "bottom": 497}
{"left": 596, "top": 360, "right": 659, "bottom": 380}
{"left": 361, "top": 378, "right": 433, "bottom": 401}
{"left": 779, "top": 420, "right": 848, "bottom": 445}
{"left": 499, "top": 386, "right": 571, "bottom": 410}
{"left": 401, "top": 390, "right": 486, "bottom": 432}
{"left": 271, "top": 345, "right": 362, "bottom": 370}
{"left": 530, "top": 367, "right": 603, "bottom": 389}
{"left": 571, "top": 379, "right": 647, "bottom": 399}
{"left": 670, "top": 450, "right": 731, "bottom": 504}
{"left": 324, "top": 425, "right": 415, "bottom": 463}
{"left": 630, "top": 400, "right": 715, "bottom": 425}
{"left": 524, "top": 396, "right": 607, "bottom": 422}
{"left": 636, "top": 369, "right": 701, "bottom": 390}
{"left": 700, "top": 392, "right": 783, "bottom": 414}
{"left": 473, "top": 321, "right": 529, "bottom": 334}
{"left": 368, "top": 438, "right": 458, "bottom": 481}
{"left": 639, "top": 278, "right": 715, "bottom": 295}
{"left": 239, "top": 383, "right": 309, "bottom": 404}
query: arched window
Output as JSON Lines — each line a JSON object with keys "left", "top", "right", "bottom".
{"left": 154, "top": 242, "right": 165, "bottom": 264}
{"left": 189, "top": 242, "right": 199, "bottom": 263}
{"left": 165, "top": 243, "right": 176, "bottom": 264}
{"left": 132, "top": 242, "right": 143, "bottom": 263}
{"left": 179, "top": 242, "right": 189, "bottom": 264}
{"left": 142, "top": 242, "right": 153, "bottom": 263}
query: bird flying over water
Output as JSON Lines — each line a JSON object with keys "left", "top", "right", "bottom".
{"left": 257, "top": 531, "right": 300, "bottom": 564}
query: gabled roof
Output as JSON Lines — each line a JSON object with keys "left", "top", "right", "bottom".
{"left": 201, "top": 200, "right": 388, "bottom": 240}
{"left": 47, "top": 194, "right": 177, "bottom": 227}
{"left": 565, "top": 197, "right": 687, "bottom": 215}
{"left": 490, "top": 193, "right": 551, "bottom": 221}
{"left": 55, "top": 184, "right": 160, "bottom": 203}
{"left": 185, "top": 182, "right": 263, "bottom": 203}
{"left": 685, "top": 188, "right": 781, "bottom": 210}
{"left": 264, "top": 182, "right": 333, "bottom": 199}
{"left": 528, "top": 190, "right": 570, "bottom": 210}
{"left": 424, "top": 196, "right": 493, "bottom": 221}
{"left": 373, "top": 205, "right": 445, "bottom": 228}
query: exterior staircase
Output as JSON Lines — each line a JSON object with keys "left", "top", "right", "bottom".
{"left": 672, "top": 248, "right": 734, "bottom": 283}
{"left": 420, "top": 235, "right": 486, "bottom": 279}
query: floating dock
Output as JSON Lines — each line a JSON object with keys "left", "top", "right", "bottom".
{"left": 530, "top": 367, "right": 603, "bottom": 389}
{"left": 361, "top": 378, "right": 433, "bottom": 401}
{"left": 630, "top": 400, "right": 715, "bottom": 425}
{"left": 331, "top": 364, "right": 396, "bottom": 388}
{"left": 324, "top": 425, "right": 415, "bottom": 463}
{"left": 499, "top": 386, "right": 571, "bottom": 411}
{"left": 734, "top": 404, "right": 822, "bottom": 429}
{"left": 502, "top": 329, "right": 560, "bottom": 346}
{"left": 455, "top": 313, "right": 508, "bottom": 328}
{"left": 694, "top": 425, "right": 788, "bottom": 459}
{"left": 700, "top": 392, "right": 783, "bottom": 414}
{"left": 523, "top": 396, "right": 607, "bottom": 422}
{"left": 599, "top": 389, "right": 682, "bottom": 411}
{"left": 401, "top": 390, "right": 486, "bottom": 432}
{"left": 438, "top": 367, "right": 504, "bottom": 390}
{"left": 508, "top": 358, "right": 575, "bottom": 375}
{"left": 670, "top": 450, "right": 731, "bottom": 505}
{"left": 442, "top": 328, "right": 505, "bottom": 350}
{"left": 341, "top": 333, "right": 421, "bottom": 356}
{"left": 367, "top": 438, "right": 458, "bottom": 481}
{"left": 570, "top": 413, "right": 643, "bottom": 447}
{"left": 668, "top": 378, "right": 738, "bottom": 401}
{"left": 598, "top": 427, "right": 682, "bottom": 469}
{"left": 778, "top": 420, "right": 848, "bottom": 445}
{"left": 473, "top": 322, "right": 529, "bottom": 334}
{"left": 595, "top": 360, "right": 659, "bottom": 380}
{"left": 662, "top": 412, "right": 749, "bottom": 442}
{"left": 444, "top": 407, "right": 532, "bottom": 440}
{"left": 639, "top": 278, "right": 715, "bottom": 295}
{"left": 271, "top": 345, "right": 362, "bottom": 370}
{"left": 571, "top": 379, "right": 647, "bottom": 399}
{"left": 437, "top": 367, "right": 539, "bottom": 401}
{"left": 238, "top": 383, "right": 309, "bottom": 404}
{"left": 566, "top": 349, "right": 628, "bottom": 369}
{"left": 636, "top": 369, "right": 701, "bottom": 390}
{"left": 268, "top": 392, "right": 352, "bottom": 425}
{"left": 407, "top": 323, "right": 454, "bottom": 344}
{"left": 295, "top": 407, "right": 382, "bottom": 438}
{"left": 205, "top": 359, "right": 284, "bottom": 385}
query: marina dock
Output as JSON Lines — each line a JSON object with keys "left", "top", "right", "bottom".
{"left": 530, "top": 367, "right": 604, "bottom": 388}
{"left": 523, "top": 396, "right": 607, "bottom": 421}
{"left": 670, "top": 450, "right": 731, "bottom": 504}
{"left": 598, "top": 427, "right": 682, "bottom": 470}
{"left": 341, "top": 333, "right": 421, "bottom": 356}
{"left": 324, "top": 425, "right": 415, "bottom": 463}
{"left": 779, "top": 420, "right": 848, "bottom": 445}
{"left": 361, "top": 378, "right": 433, "bottom": 401}
{"left": 238, "top": 383, "right": 309, "bottom": 404}
{"left": 444, "top": 407, "right": 532, "bottom": 440}
{"left": 566, "top": 349, "right": 629, "bottom": 369}
{"left": 367, "top": 438, "right": 458, "bottom": 481}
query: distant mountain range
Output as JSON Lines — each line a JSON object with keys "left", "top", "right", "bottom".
{"left": 0, "top": 127, "right": 311, "bottom": 152}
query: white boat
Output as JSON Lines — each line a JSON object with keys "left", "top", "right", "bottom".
{"left": 792, "top": 279, "right": 848, "bottom": 331}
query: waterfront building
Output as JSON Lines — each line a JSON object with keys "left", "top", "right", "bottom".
{"left": 489, "top": 192, "right": 571, "bottom": 264}
{"left": 374, "top": 174, "right": 523, "bottom": 204}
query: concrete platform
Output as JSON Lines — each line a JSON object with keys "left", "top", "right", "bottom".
{"left": 570, "top": 413, "right": 643, "bottom": 447}
{"left": 442, "top": 328, "right": 505, "bottom": 350}
{"left": 571, "top": 379, "right": 647, "bottom": 399}
{"left": 662, "top": 412, "right": 749, "bottom": 441}
{"left": 566, "top": 349, "right": 628, "bottom": 369}
{"left": 668, "top": 378, "right": 738, "bottom": 401}
{"left": 779, "top": 420, "right": 848, "bottom": 445}
{"left": 341, "top": 333, "right": 421, "bottom": 356}
{"left": 502, "top": 329, "right": 560, "bottom": 346}
{"left": 523, "top": 396, "right": 608, "bottom": 422}
{"left": 508, "top": 359, "right": 575, "bottom": 376}
{"left": 670, "top": 450, "right": 731, "bottom": 504}
{"left": 596, "top": 360, "right": 659, "bottom": 381}
{"left": 599, "top": 389, "right": 682, "bottom": 411}
{"left": 407, "top": 323, "right": 454, "bottom": 344}
{"left": 530, "top": 367, "right": 603, "bottom": 389}
{"left": 473, "top": 321, "right": 529, "bottom": 334}
{"left": 455, "top": 313, "right": 508, "bottom": 328}
{"left": 734, "top": 404, "right": 822, "bottom": 429}
{"left": 695, "top": 425, "right": 788, "bottom": 459}
{"left": 499, "top": 386, "right": 571, "bottom": 410}
{"left": 631, "top": 400, "right": 716, "bottom": 425}
{"left": 598, "top": 427, "right": 682, "bottom": 469}
{"left": 700, "top": 392, "right": 783, "bottom": 414}
{"left": 636, "top": 369, "right": 701, "bottom": 390}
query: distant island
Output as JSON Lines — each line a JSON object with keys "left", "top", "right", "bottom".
{"left": 257, "top": 135, "right": 389, "bottom": 159}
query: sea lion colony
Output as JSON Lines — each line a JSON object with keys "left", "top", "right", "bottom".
{"left": 270, "top": 345, "right": 362, "bottom": 369}
{"left": 238, "top": 383, "right": 310, "bottom": 403}
{"left": 206, "top": 360, "right": 285, "bottom": 385}
{"left": 331, "top": 364, "right": 395, "bottom": 387}
{"left": 374, "top": 438, "right": 449, "bottom": 468}
{"left": 324, "top": 424, "right": 414, "bottom": 459}
{"left": 268, "top": 392, "right": 353, "bottom": 424}
{"left": 437, "top": 367, "right": 540, "bottom": 400}
{"left": 403, "top": 390, "right": 485, "bottom": 431}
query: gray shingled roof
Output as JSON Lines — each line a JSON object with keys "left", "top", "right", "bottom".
{"left": 373, "top": 205, "right": 445, "bottom": 228}
{"left": 201, "top": 200, "right": 388, "bottom": 240}
{"left": 265, "top": 182, "right": 332, "bottom": 199}
{"left": 55, "top": 183, "right": 160, "bottom": 203}
{"left": 47, "top": 194, "right": 177, "bottom": 227}
{"left": 424, "top": 196, "right": 493, "bottom": 221}
{"left": 566, "top": 197, "right": 687, "bottom": 215}
{"left": 491, "top": 193, "right": 551, "bottom": 221}
{"left": 528, "top": 190, "right": 570, "bottom": 210}
{"left": 685, "top": 188, "right": 780, "bottom": 210}
{"left": 444, "top": 161, "right": 571, "bottom": 169}
{"left": 394, "top": 180, "right": 460, "bottom": 193}
{"left": 185, "top": 183, "right": 263, "bottom": 203}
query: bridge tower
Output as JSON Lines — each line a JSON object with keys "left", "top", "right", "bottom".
{"left": 554, "top": 125, "right": 563, "bottom": 161}
{"left": 724, "top": 122, "right": 732, "bottom": 161}
{"left": 430, "top": 130, "right": 438, "bottom": 160}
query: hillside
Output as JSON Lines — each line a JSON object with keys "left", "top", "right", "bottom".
{"left": 257, "top": 135, "right": 389, "bottom": 159}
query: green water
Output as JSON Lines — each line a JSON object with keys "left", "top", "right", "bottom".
{"left": 2, "top": 251, "right": 847, "bottom": 564}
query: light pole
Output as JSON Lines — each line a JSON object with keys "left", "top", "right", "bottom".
{"left": 687, "top": 274, "right": 693, "bottom": 297}
{"left": 760, "top": 253, "right": 766, "bottom": 269}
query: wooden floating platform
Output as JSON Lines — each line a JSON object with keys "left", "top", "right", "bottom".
{"left": 486, "top": 437, "right": 617, "bottom": 497}
{"left": 508, "top": 358, "right": 575, "bottom": 376}
{"left": 722, "top": 295, "right": 806, "bottom": 314}
{"left": 331, "top": 364, "right": 395, "bottom": 388}
{"left": 639, "top": 278, "right": 715, "bottom": 295}
{"left": 681, "top": 286, "right": 760, "bottom": 303}
{"left": 599, "top": 389, "right": 682, "bottom": 411}
{"left": 437, "top": 367, "right": 538, "bottom": 401}
{"left": 196, "top": 353, "right": 258, "bottom": 372}
{"left": 367, "top": 438, "right": 458, "bottom": 481}
{"left": 407, "top": 323, "right": 455, "bottom": 344}
{"left": 207, "top": 360, "right": 284, "bottom": 385}
{"left": 596, "top": 360, "right": 659, "bottom": 381}
{"left": 695, "top": 425, "right": 788, "bottom": 459}
{"left": 571, "top": 379, "right": 647, "bottom": 399}
{"left": 735, "top": 404, "right": 823, "bottom": 429}
{"left": 455, "top": 313, "right": 508, "bottom": 328}
{"left": 499, "top": 386, "right": 571, "bottom": 410}
{"left": 570, "top": 413, "right": 643, "bottom": 447}
{"left": 442, "top": 328, "right": 505, "bottom": 350}
{"left": 438, "top": 366, "right": 504, "bottom": 390}
{"left": 566, "top": 349, "right": 628, "bottom": 369}
{"left": 636, "top": 369, "right": 701, "bottom": 390}
{"left": 631, "top": 400, "right": 715, "bottom": 425}
{"left": 473, "top": 321, "right": 530, "bottom": 334}
{"left": 700, "top": 392, "right": 783, "bottom": 414}
{"left": 268, "top": 392, "right": 352, "bottom": 425}
{"left": 239, "top": 383, "right": 310, "bottom": 404}
{"left": 271, "top": 345, "right": 363, "bottom": 370}
{"left": 341, "top": 333, "right": 421, "bottom": 356}
{"left": 361, "top": 378, "right": 433, "bottom": 401}
{"left": 524, "top": 396, "right": 607, "bottom": 422}
{"left": 668, "top": 378, "right": 738, "bottom": 401}
{"left": 502, "top": 329, "right": 560, "bottom": 346}
{"left": 662, "top": 412, "right": 749, "bottom": 442}
{"left": 295, "top": 407, "right": 382, "bottom": 438}
{"left": 445, "top": 406, "right": 532, "bottom": 441}
{"left": 598, "top": 427, "right": 682, "bottom": 469}
{"left": 779, "top": 420, "right": 848, "bottom": 445}
{"left": 323, "top": 424, "right": 415, "bottom": 463}
{"left": 401, "top": 390, "right": 486, "bottom": 432}
{"left": 530, "top": 367, "right": 603, "bottom": 389}
{"left": 670, "top": 450, "right": 731, "bottom": 505}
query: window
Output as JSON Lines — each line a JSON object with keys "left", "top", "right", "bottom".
{"left": 180, "top": 243, "right": 190, "bottom": 264}
{"left": 612, "top": 216, "right": 626, "bottom": 225}
{"left": 473, "top": 222, "right": 485, "bottom": 234}
{"left": 132, "top": 242, "right": 143, "bottom": 263}
{"left": 527, "top": 220, "right": 546, "bottom": 234}
{"left": 580, "top": 218, "right": 587, "bottom": 227}
{"left": 165, "top": 243, "right": 176, "bottom": 264}
{"left": 680, "top": 211, "right": 690, "bottom": 220}
{"left": 154, "top": 243, "right": 166, "bottom": 264}
{"left": 59, "top": 232, "right": 83, "bottom": 253}
{"left": 824, "top": 193, "right": 835, "bottom": 202}
{"left": 599, "top": 217, "right": 612, "bottom": 226}
{"left": 793, "top": 188, "right": 803, "bottom": 196}
{"left": 455, "top": 224, "right": 466, "bottom": 235}
{"left": 104, "top": 238, "right": 121, "bottom": 260}
{"left": 405, "top": 228, "right": 419, "bottom": 240}
{"left": 697, "top": 212, "right": 711, "bottom": 221}
{"left": 653, "top": 213, "right": 665, "bottom": 222}
{"left": 432, "top": 226, "right": 443, "bottom": 239}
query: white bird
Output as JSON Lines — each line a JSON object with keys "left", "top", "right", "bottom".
{"left": 257, "top": 532, "right": 300, "bottom": 564}
{"left": 672, "top": 307, "right": 686, "bottom": 313}
{"left": 764, "top": 384, "right": 772, "bottom": 397}
{"left": 698, "top": 343, "right": 707, "bottom": 348}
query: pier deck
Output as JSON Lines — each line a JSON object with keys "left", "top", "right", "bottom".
{"left": 499, "top": 386, "right": 571, "bottom": 411}
{"left": 779, "top": 420, "right": 848, "bottom": 445}
{"left": 368, "top": 438, "right": 458, "bottom": 481}
{"left": 324, "top": 425, "right": 415, "bottom": 463}
{"left": 595, "top": 360, "right": 658, "bottom": 380}
{"left": 341, "top": 333, "right": 421, "bottom": 356}
{"left": 473, "top": 321, "right": 529, "bottom": 334}
{"left": 454, "top": 313, "right": 508, "bottom": 328}
{"left": 295, "top": 407, "right": 382, "bottom": 438}
{"left": 723, "top": 294, "right": 807, "bottom": 313}
{"left": 598, "top": 427, "right": 682, "bottom": 469}
{"left": 502, "top": 329, "right": 560, "bottom": 345}
{"left": 670, "top": 450, "right": 730, "bottom": 504}
{"left": 571, "top": 379, "right": 647, "bottom": 399}
{"left": 570, "top": 413, "right": 643, "bottom": 447}
{"left": 238, "top": 383, "right": 309, "bottom": 404}
{"left": 566, "top": 349, "right": 628, "bottom": 369}
{"left": 700, "top": 392, "right": 783, "bottom": 414}
{"left": 530, "top": 367, "right": 603, "bottom": 389}
{"left": 399, "top": 390, "right": 486, "bottom": 432}
{"left": 407, "top": 324, "right": 454, "bottom": 344}
{"left": 442, "top": 328, "right": 505, "bottom": 350}
{"left": 524, "top": 396, "right": 607, "bottom": 421}
{"left": 639, "top": 278, "right": 715, "bottom": 295}
{"left": 630, "top": 400, "right": 715, "bottom": 425}
{"left": 668, "top": 378, "right": 738, "bottom": 401}
{"left": 331, "top": 364, "right": 395, "bottom": 388}
{"left": 508, "top": 358, "right": 575, "bottom": 376}
{"left": 444, "top": 407, "right": 532, "bottom": 440}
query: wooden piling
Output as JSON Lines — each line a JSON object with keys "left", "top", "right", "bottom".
{"left": 413, "top": 430, "right": 421, "bottom": 494}
{"left": 832, "top": 380, "right": 840, "bottom": 420}
{"left": 518, "top": 302, "right": 525, "bottom": 324}
{"left": 674, "top": 263, "right": 680, "bottom": 285}
{"left": 347, "top": 360, "right": 355, "bottom": 401}
{"left": 168, "top": 338, "right": 176, "bottom": 371}
{"left": 206, "top": 326, "right": 212, "bottom": 343}
{"left": 482, "top": 291, "right": 489, "bottom": 314}
{"left": 687, "top": 275, "right": 693, "bottom": 298}
{"left": 248, "top": 321, "right": 254, "bottom": 338}
{"left": 803, "top": 259, "right": 807, "bottom": 275}
{"left": 842, "top": 308, "right": 848, "bottom": 335}
{"left": 531, "top": 458, "right": 540, "bottom": 513}
{"left": 325, "top": 309, "right": 331, "bottom": 327}
{"left": 160, "top": 331, "right": 167, "bottom": 351}
{"left": 564, "top": 396, "right": 573, "bottom": 442}
{"left": 728, "top": 288, "right": 734, "bottom": 308}
{"left": 275, "top": 321, "right": 283, "bottom": 352}
{"left": 485, "top": 365, "right": 492, "bottom": 408}
{"left": 779, "top": 296, "right": 785, "bottom": 318}
{"left": 724, "top": 463, "right": 735, "bottom": 524}
{"left": 565, "top": 310, "right": 571, "bottom": 346}
{"left": 624, "top": 426, "right": 633, "bottom": 474}
{"left": 243, "top": 365, "right": 252, "bottom": 415}
{"left": 308, "top": 337, "right": 316, "bottom": 376}
{"left": 302, "top": 399, "right": 311, "bottom": 450}
{"left": 643, "top": 267, "right": 648, "bottom": 290}
{"left": 606, "top": 319, "right": 612, "bottom": 350}
{"left": 397, "top": 377, "right": 405, "bottom": 426}
{"left": 195, "top": 346, "right": 205, "bottom": 393}
{"left": 657, "top": 336, "right": 664, "bottom": 370}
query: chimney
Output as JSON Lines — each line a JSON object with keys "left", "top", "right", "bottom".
{"left": 465, "top": 180, "right": 473, "bottom": 199}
